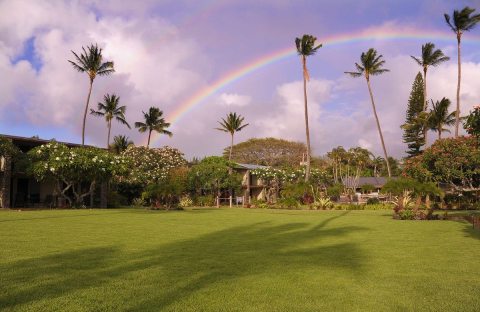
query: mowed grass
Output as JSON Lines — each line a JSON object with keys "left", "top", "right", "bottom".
{"left": 0, "top": 208, "right": 479, "bottom": 312}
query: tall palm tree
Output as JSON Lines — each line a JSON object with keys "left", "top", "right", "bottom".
{"left": 68, "top": 44, "right": 115, "bottom": 145}
{"left": 134, "top": 107, "right": 172, "bottom": 148}
{"left": 410, "top": 43, "right": 450, "bottom": 112}
{"left": 215, "top": 112, "right": 249, "bottom": 161}
{"left": 445, "top": 7, "right": 480, "bottom": 137}
{"left": 345, "top": 48, "right": 391, "bottom": 177}
{"left": 90, "top": 94, "right": 130, "bottom": 148}
{"left": 295, "top": 34, "right": 322, "bottom": 182}
{"left": 428, "top": 98, "right": 456, "bottom": 140}
{"left": 110, "top": 135, "right": 134, "bottom": 154}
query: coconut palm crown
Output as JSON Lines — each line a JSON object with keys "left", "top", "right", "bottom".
{"left": 90, "top": 94, "right": 130, "bottom": 148}
{"left": 345, "top": 48, "right": 391, "bottom": 177}
{"left": 428, "top": 98, "right": 455, "bottom": 140}
{"left": 444, "top": 7, "right": 480, "bottom": 137}
{"left": 410, "top": 42, "right": 449, "bottom": 111}
{"left": 69, "top": 44, "right": 114, "bottom": 145}
{"left": 216, "top": 112, "right": 249, "bottom": 161}
{"left": 134, "top": 107, "right": 172, "bottom": 148}
{"left": 110, "top": 135, "right": 134, "bottom": 154}
{"left": 295, "top": 34, "right": 322, "bottom": 182}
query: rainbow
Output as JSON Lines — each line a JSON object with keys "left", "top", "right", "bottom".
{"left": 147, "top": 28, "right": 480, "bottom": 146}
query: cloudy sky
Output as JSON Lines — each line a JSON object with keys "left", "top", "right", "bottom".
{"left": 1, "top": 0, "right": 480, "bottom": 159}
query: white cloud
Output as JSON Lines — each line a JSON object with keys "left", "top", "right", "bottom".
{"left": 218, "top": 93, "right": 252, "bottom": 107}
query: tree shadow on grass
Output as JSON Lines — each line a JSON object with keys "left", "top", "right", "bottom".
{"left": 0, "top": 212, "right": 367, "bottom": 311}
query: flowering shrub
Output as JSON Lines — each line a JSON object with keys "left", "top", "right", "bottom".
{"left": 121, "top": 146, "right": 187, "bottom": 185}
{"left": 28, "top": 141, "right": 128, "bottom": 207}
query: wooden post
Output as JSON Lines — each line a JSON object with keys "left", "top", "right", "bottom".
{"left": 0, "top": 156, "right": 12, "bottom": 208}
{"left": 229, "top": 195, "right": 232, "bottom": 208}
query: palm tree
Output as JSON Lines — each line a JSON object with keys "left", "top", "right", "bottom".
{"left": 90, "top": 94, "right": 130, "bottom": 148}
{"left": 345, "top": 48, "right": 391, "bottom": 177}
{"left": 295, "top": 34, "right": 322, "bottom": 182}
{"left": 110, "top": 135, "right": 134, "bottom": 154}
{"left": 410, "top": 43, "right": 450, "bottom": 112}
{"left": 428, "top": 98, "right": 456, "bottom": 140}
{"left": 215, "top": 112, "right": 249, "bottom": 161}
{"left": 68, "top": 44, "right": 115, "bottom": 145}
{"left": 134, "top": 107, "right": 172, "bottom": 148}
{"left": 445, "top": 7, "right": 480, "bottom": 137}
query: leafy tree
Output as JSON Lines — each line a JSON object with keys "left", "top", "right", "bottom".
{"left": 428, "top": 98, "right": 455, "bottom": 140}
{"left": 215, "top": 112, "right": 249, "bottom": 161}
{"left": 187, "top": 156, "right": 241, "bottom": 207}
{"left": 68, "top": 44, "right": 114, "bottom": 145}
{"left": 120, "top": 146, "right": 187, "bottom": 186}
{"left": 345, "top": 48, "right": 391, "bottom": 177}
{"left": 444, "top": 7, "right": 480, "bottom": 137}
{"left": 295, "top": 34, "right": 322, "bottom": 182}
{"left": 226, "top": 137, "right": 306, "bottom": 167}
{"left": 403, "top": 136, "right": 480, "bottom": 192}
{"left": 110, "top": 135, "right": 134, "bottom": 154}
{"left": 28, "top": 142, "right": 127, "bottom": 207}
{"left": 0, "top": 137, "right": 19, "bottom": 158}
{"left": 142, "top": 167, "right": 189, "bottom": 210}
{"left": 135, "top": 107, "right": 172, "bottom": 148}
{"left": 464, "top": 105, "right": 480, "bottom": 143}
{"left": 402, "top": 73, "right": 426, "bottom": 157}
{"left": 90, "top": 94, "right": 130, "bottom": 148}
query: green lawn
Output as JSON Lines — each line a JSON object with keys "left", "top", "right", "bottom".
{"left": 0, "top": 208, "right": 479, "bottom": 312}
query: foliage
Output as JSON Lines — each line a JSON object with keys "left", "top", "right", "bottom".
{"left": 464, "top": 105, "right": 480, "bottom": 142}
{"left": 110, "top": 135, "right": 134, "bottom": 154}
{"left": 28, "top": 142, "right": 127, "bottom": 207}
{"left": 179, "top": 195, "right": 194, "bottom": 208}
{"left": 194, "top": 195, "right": 215, "bottom": 207}
{"left": 90, "top": 94, "right": 130, "bottom": 147}
{"left": 120, "top": 146, "right": 187, "bottom": 186}
{"left": 141, "top": 167, "right": 188, "bottom": 210}
{"left": 0, "top": 137, "right": 20, "bottom": 158}
{"left": 402, "top": 72, "right": 425, "bottom": 156}
{"left": 403, "top": 136, "right": 480, "bottom": 191}
{"left": 187, "top": 157, "right": 241, "bottom": 198}
{"left": 131, "top": 197, "right": 145, "bottom": 207}
{"left": 227, "top": 137, "right": 306, "bottom": 167}
{"left": 276, "top": 197, "right": 300, "bottom": 209}
{"left": 326, "top": 184, "right": 343, "bottom": 200}
{"left": 366, "top": 197, "right": 380, "bottom": 205}
{"left": 312, "top": 197, "right": 334, "bottom": 210}
{"left": 361, "top": 184, "right": 376, "bottom": 193}
{"left": 382, "top": 178, "right": 442, "bottom": 197}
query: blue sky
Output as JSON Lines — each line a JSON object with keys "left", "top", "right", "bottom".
{"left": 1, "top": 0, "right": 480, "bottom": 159}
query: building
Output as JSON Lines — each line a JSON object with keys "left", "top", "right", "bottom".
{"left": 0, "top": 134, "right": 106, "bottom": 209}
{"left": 232, "top": 163, "right": 269, "bottom": 204}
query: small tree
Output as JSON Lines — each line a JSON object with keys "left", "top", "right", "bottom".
{"left": 28, "top": 142, "right": 127, "bottom": 207}
{"left": 464, "top": 105, "right": 480, "bottom": 143}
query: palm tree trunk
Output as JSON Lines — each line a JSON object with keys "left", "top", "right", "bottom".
{"left": 423, "top": 68, "right": 428, "bottom": 147}
{"left": 229, "top": 133, "right": 234, "bottom": 161}
{"left": 147, "top": 130, "right": 152, "bottom": 148}
{"left": 454, "top": 34, "right": 461, "bottom": 137}
{"left": 366, "top": 78, "right": 391, "bottom": 178}
{"left": 107, "top": 120, "right": 112, "bottom": 149}
{"left": 82, "top": 79, "right": 94, "bottom": 146}
{"left": 302, "top": 56, "right": 312, "bottom": 182}
{"left": 438, "top": 130, "right": 441, "bottom": 140}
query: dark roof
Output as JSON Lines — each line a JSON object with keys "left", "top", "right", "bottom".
{"left": 233, "top": 163, "right": 269, "bottom": 170}
{"left": 343, "top": 176, "right": 395, "bottom": 188}
{"left": 0, "top": 134, "right": 96, "bottom": 150}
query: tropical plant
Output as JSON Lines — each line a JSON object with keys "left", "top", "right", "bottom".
{"left": 410, "top": 43, "right": 450, "bottom": 112}
{"left": 345, "top": 48, "right": 391, "bottom": 177}
{"left": 68, "top": 44, "right": 114, "bottom": 145}
{"left": 444, "top": 6, "right": 480, "bottom": 137}
{"left": 135, "top": 107, "right": 172, "bottom": 148}
{"left": 295, "top": 34, "right": 322, "bottom": 182}
{"left": 90, "top": 94, "right": 130, "bottom": 148}
{"left": 402, "top": 73, "right": 426, "bottom": 157}
{"left": 428, "top": 98, "right": 455, "bottom": 140}
{"left": 110, "top": 135, "right": 134, "bottom": 154}
{"left": 215, "top": 112, "right": 249, "bottom": 161}
{"left": 464, "top": 105, "right": 480, "bottom": 143}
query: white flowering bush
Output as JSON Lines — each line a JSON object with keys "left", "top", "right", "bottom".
{"left": 28, "top": 141, "right": 128, "bottom": 207}
{"left": 121, "top": 146, "right": 187, "bottom": 186}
